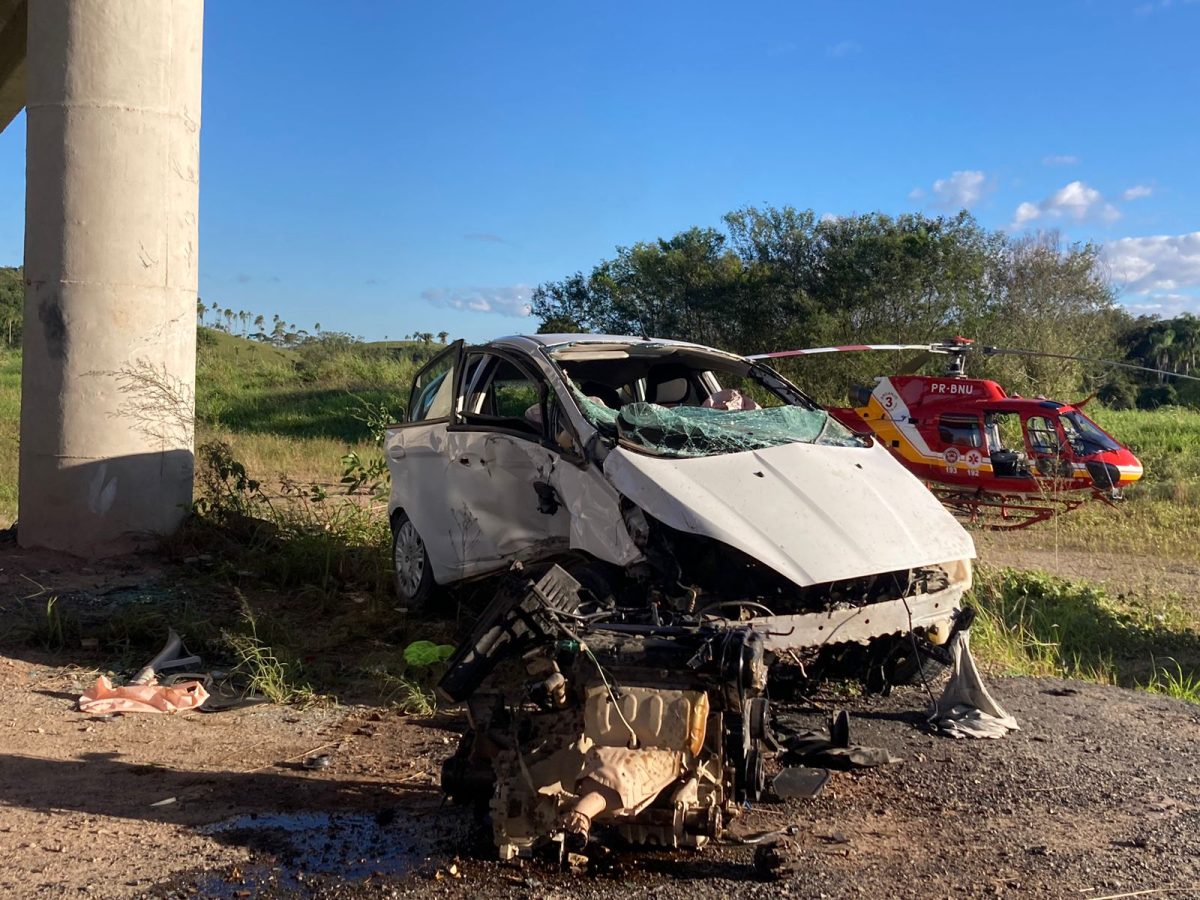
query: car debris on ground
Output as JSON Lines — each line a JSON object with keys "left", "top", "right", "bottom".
{"left": 434, "top": 561, "right": 1015, "bottom": 864}
{"left": 375, "top": 332, "right": 1022, "bottom": 864}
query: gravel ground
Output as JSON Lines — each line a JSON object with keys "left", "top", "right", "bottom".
{"left": 150, "top": 676, "right": 1200, "bottom": 900}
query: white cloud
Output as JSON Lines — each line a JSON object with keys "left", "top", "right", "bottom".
{"left": 819, "top": 212, "right": 841, "bottom": 223}
{"left": 1134, "top": 0, "right": 1191, "bottom": 15}
{"left": 421, "top": 284, "right": 532, "bottom": 317}
{"left": 827, "top": 40, "right": 861, "bottom": 58}
{"left": 1121, "top": 184, "right": 1153, "bottom": 200}
{"left": 910, "top": 170, "right": 989, "bottom": 209}
{"left": 932, "top": 170, "right": 988, "bottom": 208}
{"left": 1124, "top": 292, "right": 1200, "bottom": 315}
{"left": 1104, "top": 232, "right": 1200, "bottom": 295}
{"left": 1009, "top": 180, "right": 1121, "bottom": 229}
{"left": 1042, "top": 154, "right": 1080, "bottom": 166}
{"left": 1012, "top": 201, "right": 1041, "bottom": 226}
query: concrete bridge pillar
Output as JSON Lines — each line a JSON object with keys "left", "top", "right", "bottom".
{"left": 19, "top": 0, "right": 203, "bottom": 555}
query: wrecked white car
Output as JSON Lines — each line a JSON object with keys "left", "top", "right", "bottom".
{"left": 385, "top": 334, "right": 975, "bottom": 678}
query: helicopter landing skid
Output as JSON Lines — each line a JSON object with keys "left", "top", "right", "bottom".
{"left": 927, "top": 487, "right": 1092, "bottom": 531}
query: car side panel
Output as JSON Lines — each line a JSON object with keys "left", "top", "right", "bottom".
{"left": 442, "top": 430, "right": 571, "bottom": 579}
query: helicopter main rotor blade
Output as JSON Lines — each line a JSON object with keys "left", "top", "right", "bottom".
{"left": 983, "top": 346, "right": 1200, "bottom": 383}
{"left": 899, "top": 351, "right": 935, "bottom": 374}
{"left": 748, "top": 343, "right": 945, "bottom": 360}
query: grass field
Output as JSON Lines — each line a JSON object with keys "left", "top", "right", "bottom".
{"left": 1, "top": 332, "right": 1199, "bottom": 701}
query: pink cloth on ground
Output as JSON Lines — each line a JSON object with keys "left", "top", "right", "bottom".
{"left": 78, "top": 675, "right": 209, "bottom": 715}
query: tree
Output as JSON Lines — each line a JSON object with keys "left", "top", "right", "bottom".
{"left": 0, "top": 266, "right": 23, "bottom": 348}
{"left": 530, "top": 206, "right": 1121, "bottom": 403}
{"left": 438, "top": 330, "right": 449, "bottom": 343}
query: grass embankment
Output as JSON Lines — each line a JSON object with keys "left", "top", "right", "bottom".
{"left": 0, "top": 330, "right": 443, "bottom": 522}
{"left": 194, "top": 328, "right": 437, "bottom": 488}
{"left": 969, "top": 566, "right": 1200, "bottom": 700}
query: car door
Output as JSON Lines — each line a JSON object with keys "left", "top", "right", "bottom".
{"left": 384, "top": 341, "right": 463, "bottom": 583}
{"left": 442, "top": 350, "right": 574, "bottom": 579}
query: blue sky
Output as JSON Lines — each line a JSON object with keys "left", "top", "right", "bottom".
{"left": 1, "top": 0, "right": 1198, "bottom": 341}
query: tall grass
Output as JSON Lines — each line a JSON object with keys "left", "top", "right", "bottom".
{"left": 0, "top": 351, "right": 20, "bottom": 522}
{"left": 0, "top": 332, "right": 442, "bottom": 524}
{"left": 969, "top": 565, "right": 1200, "bottom": 694}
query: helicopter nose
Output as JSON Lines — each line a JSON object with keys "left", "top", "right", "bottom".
{"left": 1087, "top": 450, "right": 1142, "bottom": 489}
{"left": 1117, "top": 450, "right": 1144, "bottom": 485}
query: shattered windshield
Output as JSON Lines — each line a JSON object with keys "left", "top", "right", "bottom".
{"left": 552, "top": 341, "right": 866, "bottom": 457}
{"left": 573, "top": 391, "right": 863, "bottom": 457}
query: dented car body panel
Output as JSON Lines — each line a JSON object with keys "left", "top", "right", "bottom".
{"left": 386, "top": 333, "right": 976, "bottom": 650}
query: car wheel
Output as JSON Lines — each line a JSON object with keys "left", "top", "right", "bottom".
{"left": 884, "top": 635, "right": 950, "bottom": 687}
{"left": 392, "top": 510, "right": 435, "bottom": 612}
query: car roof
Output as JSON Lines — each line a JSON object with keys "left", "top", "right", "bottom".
{"left": 487, "top": 333, "right": 729, "bottom": 354}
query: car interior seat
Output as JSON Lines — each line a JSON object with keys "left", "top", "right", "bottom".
{"left": 645, "top": 364, "right": 694, "bottom": 407}
{"left": 579, "top": 380, "right": 624, "bottom": 410}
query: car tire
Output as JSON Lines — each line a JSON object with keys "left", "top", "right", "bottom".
{"left": 884, "top": 635, "right": 950, "bottom": 687}
{"left": 392, "top": 510, "right": 435, "bottom": 613}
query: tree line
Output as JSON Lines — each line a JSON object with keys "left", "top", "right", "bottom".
{"left": 531, "top": 206, "right": 1191, "bottom": 408}
{"left": 195, "top": 300, "right": 450, "bottom": 349}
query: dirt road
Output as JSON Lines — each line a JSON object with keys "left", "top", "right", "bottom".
{"left": 3, "top": 652, "right": 1199, "bottom": 899}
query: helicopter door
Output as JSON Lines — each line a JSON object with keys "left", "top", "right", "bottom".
{"left": 1023, "top": 414, "right": 1074, "bottom": 479}
{"left": 983, "top": 412, "right": 1028, "bottom": 477}
{"left": 936, "top": 414, "right": 985, "bottom": 476}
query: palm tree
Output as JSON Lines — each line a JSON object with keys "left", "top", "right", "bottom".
{"left": 196, "top": 299, "right": 206, "bottom": 326}
{"left": 314, "top": 322, "right": 322, "bottom": 336}
{"left": 254, "top": 314, "right": 265, "bottom": 331}
{"left": 438, "top": 331, "right": 449, "bottom": 344}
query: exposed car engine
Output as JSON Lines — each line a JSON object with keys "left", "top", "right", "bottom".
{"left": 438, "top": 564, "right": 776, "bottom": 860}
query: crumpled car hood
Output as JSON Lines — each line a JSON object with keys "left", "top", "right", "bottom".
{"left": 603, "top": 441, "right": 975, "bottom": 588}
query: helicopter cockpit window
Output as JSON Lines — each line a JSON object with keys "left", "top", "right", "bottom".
{"left": 937, "top": 415, "right": 983, "bottom": 449}
{"left": 1060, "top": 411, "right": 1120, "bottom": 455}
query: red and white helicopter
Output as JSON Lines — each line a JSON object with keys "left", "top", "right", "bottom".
{"left": 751, "top": 337, "right": 1194, "bottom": 529}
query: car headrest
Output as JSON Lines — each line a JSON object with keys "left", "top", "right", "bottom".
{"left": 650, "top": 377, "right": 690, "bottom": 404}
